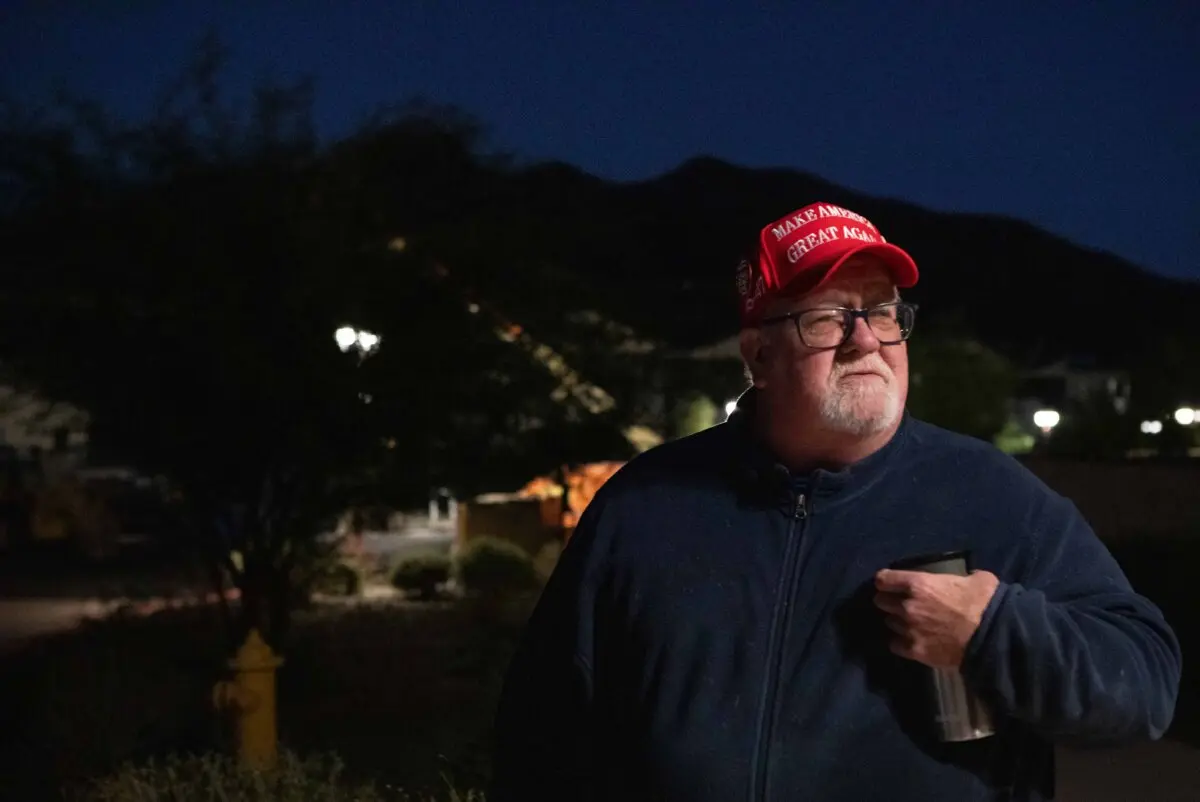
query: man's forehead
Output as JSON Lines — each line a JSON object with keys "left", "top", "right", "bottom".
{"left": 782, "top": 261, "right": 898, "bottom": 308}
{"left": 811, "top": 276, "right": 897, "bottom": 301}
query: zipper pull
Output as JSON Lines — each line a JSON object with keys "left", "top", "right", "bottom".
{"left": 794, "top": 493, "right": 807, "bottom": 520}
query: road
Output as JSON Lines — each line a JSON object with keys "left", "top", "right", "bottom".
{"left": 0, "top": 594, "right": 230, "bottom": 653}
{"left": 0, "top": 597, "right": 120, "bottom": 651}
{"left": 1, "top": 597, "right": 1196, "bottom": 800}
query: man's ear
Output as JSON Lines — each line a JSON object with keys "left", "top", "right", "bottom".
{"left": 739, "top": 328, "right": 769, "bottom": 388}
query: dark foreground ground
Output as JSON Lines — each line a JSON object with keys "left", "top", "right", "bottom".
{"left": 0, "top": 536, "right": 1194, "bottom": 801}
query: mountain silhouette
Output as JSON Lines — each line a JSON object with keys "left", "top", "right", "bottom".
{"left": 507, "top": 156, "right": 1199, "bottom": 369}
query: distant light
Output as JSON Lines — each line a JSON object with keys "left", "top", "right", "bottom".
{"left": 334, "top": 326, "right": 358, "bottom": 352}
{"left": 333, "top": 326, "right": 379, "bottom": 352}
{"left": 1140, "top": 420, "right": 1163, "bottom": 435}
{"left": 1032, "top": 409, "right": 1060, "bottom": 432}
{"left": 335, "top": 325, "right": 381, "bottom": 355}
{"left": 467, "top": 303, "right": 480, "bottom": 314}
{"left": 388, "top": 237, "right": 407, "bottom": 252}
{"left": 725, "top": 400, "right": 738, "bottom": 418}
{"left": 356, "top": 330, "right": 380, "bottom": 353}
{"left": 1175, "top": 407, "right": 1196, "bottom": 426}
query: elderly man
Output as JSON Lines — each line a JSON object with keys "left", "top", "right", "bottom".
{"left": 490, "top": 203, "right": 1180, "bottom": 801}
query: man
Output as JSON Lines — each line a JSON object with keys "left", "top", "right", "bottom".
{"left": 490, "top": 202, "right": 1181, "bottom": 801}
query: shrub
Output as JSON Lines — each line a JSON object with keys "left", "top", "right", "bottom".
{"left": 454, "top": 537, "right": 538, "bottom": 597}
{"left": 66, "top": 749, "right": 485, "bottom": 801}
{"left": 391, "top": 552, "right": 451, "bottom": 600}
{"left": 309, "top": 562, "right": 364, "bottom": 598}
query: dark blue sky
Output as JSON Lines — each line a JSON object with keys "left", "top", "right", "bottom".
{"left": 3, "top": 0, "right": 1197, "bottom": 280}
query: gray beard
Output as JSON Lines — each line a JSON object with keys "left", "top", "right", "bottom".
{"left": 818, "top": 373, "right": 902, "bottom": 437}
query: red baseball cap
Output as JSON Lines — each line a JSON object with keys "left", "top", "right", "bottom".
{"left": 736, "top": 202, "right": 919, "bottom": 326}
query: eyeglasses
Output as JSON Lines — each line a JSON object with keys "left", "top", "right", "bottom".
{"left": 759, "top": 301, "right": 918, "bottom": 350}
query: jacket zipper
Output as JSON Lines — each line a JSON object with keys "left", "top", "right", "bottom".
{"left": 751, "top": 492, "right": 809, "bottom": 802}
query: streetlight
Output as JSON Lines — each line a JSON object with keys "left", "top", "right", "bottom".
{"left": 1032, "top": 409, "right": 1060, "bottom": 433}
{"left": 356, "top": 330, "right": 380, "bottom": 353}
{"left": 1174, "top": 407, "right": 1196, "bottom": 426}
{"left": 334, "top": 325, "right": 381, "bottom": 356}
{"left": 1140, "top": 420, "right": 1163, "bottom": 435}
{"left": 334, "top": 326, "right": 357, "bottom": 352}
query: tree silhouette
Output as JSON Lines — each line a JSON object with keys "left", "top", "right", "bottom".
{"left": 0, "top": 42, "right": 638, "bottom": 647}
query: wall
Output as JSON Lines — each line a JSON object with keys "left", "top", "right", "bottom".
{"left": 456, "top": 496, "right": 563, "bottom": 557}
{"left": 1022, "top": 458, "right": 1200, "bottom": 542}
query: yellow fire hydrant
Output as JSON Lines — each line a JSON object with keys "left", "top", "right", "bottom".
{"left": 213, "top": 628, "right": 285, "bottom": 769}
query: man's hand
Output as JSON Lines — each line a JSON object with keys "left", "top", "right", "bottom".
{"left": 873, "top": 569, "right": 1001, "bottom": 669}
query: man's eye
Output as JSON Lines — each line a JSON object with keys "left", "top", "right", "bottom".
{"left": 804, "top": 313, "right": 842, "bottom": 326}
{"left": 806, "top": 312, "right": 844, "bottom": 326}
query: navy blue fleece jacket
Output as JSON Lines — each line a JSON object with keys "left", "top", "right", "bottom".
{"left": 490, "top": 407, "right": 1181, "bottom": 801}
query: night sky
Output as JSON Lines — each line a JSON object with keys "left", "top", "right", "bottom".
{"left": 2, "top": 0, "right": 1197, "bottom": 281}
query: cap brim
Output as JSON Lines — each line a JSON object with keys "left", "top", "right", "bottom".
{"left": 783, "top": 242, "right": 919, "bottom": 297}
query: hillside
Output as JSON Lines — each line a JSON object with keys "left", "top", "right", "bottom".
{"left": 506, "top": 156, "right": 1200, "bottom": 369}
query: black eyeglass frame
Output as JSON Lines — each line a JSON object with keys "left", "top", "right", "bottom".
{"left": 758, "top": 301, "right": 919, "bottom": 351}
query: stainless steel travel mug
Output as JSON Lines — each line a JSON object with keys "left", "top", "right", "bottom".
{"left": 890, "top": 550, "right": 996, "bottom": 742}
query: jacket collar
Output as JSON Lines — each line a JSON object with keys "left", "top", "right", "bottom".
{"left": 722, "top": 387, "right": 910, "bottom": 510}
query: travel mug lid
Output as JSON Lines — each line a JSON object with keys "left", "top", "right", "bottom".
{"left": 890, "top": 549, "right": 971, "bottom": 573}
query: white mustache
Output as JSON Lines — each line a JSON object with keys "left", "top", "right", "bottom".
{"left": 831, "top": 358, "right": 892, "bottom": 382}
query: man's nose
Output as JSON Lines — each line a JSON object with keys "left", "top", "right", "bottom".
{"left": 841, "top": 316, "right": 882, "bottom": 355}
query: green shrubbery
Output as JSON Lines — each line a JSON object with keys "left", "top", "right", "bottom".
{"left": 391, "top": 552, "right": 452, "bottom": 600}
{"left": 454, "top": 537, "right": 539, "bottom": 598}
{"left": 308, "top": 562, "right": 366, "bottom": 598}
{"left": 68, "top": 750, "right": 483, "bottom": 801}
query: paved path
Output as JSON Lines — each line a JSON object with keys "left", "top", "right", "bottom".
{"left": 0, "top": 597, "right": 119, "bottom": 650}
{"left": 0, "top": 593, "right": 235, "bottom": 653}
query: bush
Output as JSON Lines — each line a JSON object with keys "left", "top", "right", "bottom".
{"left": 391, "top": 552, "right": 451, "bottom": 600}
{"left": 67, "top": 750, "right": 485, "bottom": 801}
{"left": 309, "top": 563, "right": 364, "bottom": 598}
{"left": 454, "top": 537, "right": 538, "bottom": 597}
